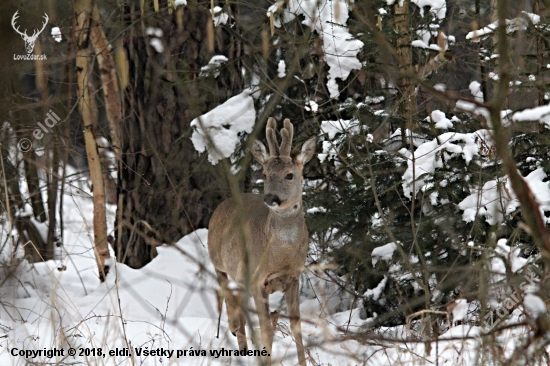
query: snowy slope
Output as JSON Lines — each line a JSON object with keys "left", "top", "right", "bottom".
{"left": 0, "top": 176, "right": 528, "bottom": 365}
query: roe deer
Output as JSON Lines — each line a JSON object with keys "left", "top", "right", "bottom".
{"left": 208, "top": 117, "right": 316, "bottom": 366}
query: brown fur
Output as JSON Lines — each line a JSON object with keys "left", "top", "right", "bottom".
{"left": 208, "top": 118, "right": 316, "bottom": 366}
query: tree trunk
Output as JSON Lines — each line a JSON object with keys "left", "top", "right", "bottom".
{"left": 91, "top": 4, "right": 122, "bottom": 161}
{"left": 116, "top": 1, "right": 243, "bottom": 268}
{"left": 75, "top": 0, "right": 111, "bottom": 281}
{"left": 394, "top": 0, "right": 416, "bottom": 147}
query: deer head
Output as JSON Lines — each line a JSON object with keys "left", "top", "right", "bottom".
{"left": 252, "top": 118, "right": 316, "bottom": 215}
{"left": 12, "top": 11, "right": 49, "bottom": 54}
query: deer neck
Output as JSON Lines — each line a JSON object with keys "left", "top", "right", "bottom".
{"left": 266, "top": 201, "right": 305, "bottom": 243}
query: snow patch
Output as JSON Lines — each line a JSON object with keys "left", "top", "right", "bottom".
{"left": 524, "top": 294, "right": 546, "bottom": 318}
{"left": 372, "top": 242, "right": 398, "bottom": 267}
{"left": 149, "top": 38, "right": 164, "bottom": 53}
{"left": 513, "top": 105, "right": 550, "bottom": 129}
{"left": 469, "top": 81, "right": 483, "bottom": 102}
{"left": 199, "top": 55, "right": 228, "bottom": 78}
{"left": 459, "top": 168, "right": 550, "bottom": 225}
{"left": 403, "top": 130, "right": 492, "bottom": 199}
{"left": 51, "top": 27, "right": 62, "bottom": 42}
{"left": 211, "top": 6, "right": 230, "bottom": 27}
{"left": 190, "top": 89, "right": 256, "bottom": 164}
{"left": 270, "top": 0, "right": 363, "bottom": 98}
{"left": 277, "top": 60, "right": 286, "bottom": 78}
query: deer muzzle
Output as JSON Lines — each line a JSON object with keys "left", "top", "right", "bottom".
{"left": 264, "top": 194, "right": 282, "bottom": 208}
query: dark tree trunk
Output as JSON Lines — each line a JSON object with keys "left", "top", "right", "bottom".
{"left": 394, "top": 0, "right": 416, "bottom": 147}
{"left": 116, "top": 1, "right": 243, "bottom": 268}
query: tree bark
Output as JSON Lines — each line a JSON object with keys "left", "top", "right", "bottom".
{"left": 91, "top": 4, "right": 122, "bottom": 162}
{"left": 394, "top": 0, "right": 416, "bottom": 147}
{"left": 490, "top": 0, "right": 550, "bottom": 262}
{"left": 116, "top": 1, "right": 243, "bottom": 268}
{"left": 75, "top": 0, "right": 111, "bottom": 281}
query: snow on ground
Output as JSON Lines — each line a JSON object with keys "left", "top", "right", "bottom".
{"left": 0, "top": 169, "right": 530, "bottom": 365}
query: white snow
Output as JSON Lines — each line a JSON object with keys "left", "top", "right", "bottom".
{"left": 190, "top": 89, "right": 256, "bottom": 165}
{"left": 387, "top": 0, "right": 447, "bottom": 18}
{"left": 365, "top": 96, "right": 385, "bottom": 104}
{"left": 372, "top": 242, "right": 398, "bottom": 267}
{"left": 523, "top": 11, "right": 541, "bottom": 24}
{"left": 452, "top": 299, "right": 469, "bottom": 323}
{"left": 469, "top": 80, "right": 483, "bottom": 102}
{"left": 146, "top": 27, "right": 163, "bottom": 38}
{"left": 149, "top": 38, "right": 164, "bottom": 53}
{"left": 51, "top": 27, "right": 62, "bottom": 42}
{"left": 277, "top": 59, "right": 286, "bottom": 78}
{"left": 466, "top": 13, "right": 538, "bottom": 41}
{"left": 411, "top": 0, "right": 446, "bottom": 19}
{"left": 459, "top": 168, "right": 550, "bottom": 225}
{"left": 0, "top": 180, "right": 532, "bottom": 365}
{"left": 513, "top": 105, "right": 550, "bottom": 129}
{"left": 305, "top": 100, "right": 318, "bottom": 112}
{"left": 266, "top": 4, "right": 279, "bottom": 18}
{"left": 434, "top": 83, "right": 446, "bottom": 91}
{"left": 191, "top": 89, "right": 256, "bottom": 165}
{"left": 321, "top": 119, "right": 359, "bottom": 140}
{"left": 524, "top": 294, "right": 546, "bottom": 318}
{"left": 456, "top": 99, "right": 512, "bottom": 127}
{"left": 491, "top": 239, "right": 528, "bottom": 275}
{"left": 428, "top": 109, "right": 453, "bottom": 129}
{"left": 211, "top": 6, "right": 229, "bottom": 27}
{"left": 365, "top": 276, "right": 387, "bottom": 301}
{"left": 270, "top": 0, "right": 363, "bottom": 98}
{"left": 199, "top": 55, "right": 228, "bottom": 78}
{"left": 402, "top": 130, "right": 492, "bottom": 199}
{"left": 307, "top": 206, "right": 327, "bottom": 214}
{"left": 319, "top": 119, "right": 360, "bottom": 163}
{"left": 412, "top": 39, "right": 429, "bottom": 49}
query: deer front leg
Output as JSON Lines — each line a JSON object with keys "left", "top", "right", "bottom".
{"left": 285, "top": 277, "right": 306, "bottom": 366}
{"left": 253, "top": 287, "right": 273, "bottom": 365}
{"left": 216, "top": 270, "right": 247, "bottom": 349}
{"left": 236, "top": 311, "right": 247, "bottom": 350}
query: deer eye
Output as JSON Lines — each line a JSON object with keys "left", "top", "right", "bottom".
{"left": 285, "top": 173, "right": 294, "bottom": 180}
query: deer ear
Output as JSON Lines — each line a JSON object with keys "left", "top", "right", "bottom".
{"left": 293, "top": 136, "right": 317, "bottom": 165}
{"left": 252, "top": 140, "right": 269, "bottom": 164}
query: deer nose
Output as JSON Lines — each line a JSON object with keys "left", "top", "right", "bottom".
{"left": 264, "top": 194, "right": 282, "bottom": 207}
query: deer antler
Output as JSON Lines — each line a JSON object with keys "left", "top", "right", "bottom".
{"left": 29, "top": 13, "right": 49, "bottom": 40}
{"left": 266, "top": 117, "right": 279, "bottom": 157}
{"left": 279, "top": 119, "right": 294, "bottom": 157}
{"left": 11, "top": 11, "right": 28, "bottom": 38}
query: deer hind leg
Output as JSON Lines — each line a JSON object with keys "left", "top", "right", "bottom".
{"left": 285, "top": 278, "right": 306, "bottom": 366}
{"left": 216, "top": 270, "right": 247, "bottom": 348}
{"left": 271, "top": 311, "right": 279, "bottom": 331}
{"left": 253, "top": 287, "right": 274, "bottom": 365}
